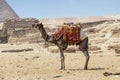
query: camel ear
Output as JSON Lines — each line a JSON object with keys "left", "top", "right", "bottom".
{"left": 40, "top": 23, "right": 43, "bottom": 26}
{"left": 32, "top": 24, "right": 35, "bottom": 28}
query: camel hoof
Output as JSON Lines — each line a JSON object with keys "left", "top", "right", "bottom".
{"left": 60, "top": 68, "right": 65, "bottom": 70}
{"left": 84, "top": 67, "right": 87, "bottom": 70}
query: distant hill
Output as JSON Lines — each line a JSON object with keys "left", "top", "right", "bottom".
{"left": 40, "top": 15, "right": 120, "bottom": 25}
{"left": 39, "top": 15, "right": 120, "bottom": 29}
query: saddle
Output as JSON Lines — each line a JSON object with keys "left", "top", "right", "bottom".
{"left": 54, "top": 23, "right": 81, "bottom": 43}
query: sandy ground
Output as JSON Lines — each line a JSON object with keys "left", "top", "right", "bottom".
{"left": 0, "top": 44, "right": 120, "bottom": 80}
{"left": 0, "top": 19, "right": 120, "bottom": 80}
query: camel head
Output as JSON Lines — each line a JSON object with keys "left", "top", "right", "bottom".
{"left": 32, "top": 23, "right": 43, "bottom": 29}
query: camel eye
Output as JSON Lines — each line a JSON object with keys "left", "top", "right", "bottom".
{"left": 36, "top": 24, "right": 39, "bottom": 26}
{"left": 32, "top": 24, "right": 35, "bottom": 28}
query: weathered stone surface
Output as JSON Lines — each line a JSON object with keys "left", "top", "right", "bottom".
{"left": 115, "top": 49, "right": 120, "bottom": 54}
{"left": 108, "top": 44, "right": 120, "bottom": 50}
{"left": 0, "top": 0, "right": 19, "bottom": 22}
{"left": 89, "top": 46, "right": 101, "bottom": 51}
{"left": 0, "top": 26, "right": 8, "bottom": 43}
{"left": 3, "top": 18, "right": 38, "bottom": 29}
{"left": 2, "top": 18, "right": 39, "bottom": 43}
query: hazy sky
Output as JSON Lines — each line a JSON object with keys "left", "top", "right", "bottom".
{"left": 6, "top": 0, "right": 120, "bottom": 18}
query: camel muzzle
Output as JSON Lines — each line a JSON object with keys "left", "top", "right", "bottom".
{"left": 32, "top": 24, "right": 35, "bottom": 28}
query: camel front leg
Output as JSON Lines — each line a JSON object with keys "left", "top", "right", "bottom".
{"left": 58, "top": 45, "right": 65, "bottom": 70}
{"left": 83, "top": 51, "right": 90, "bottom": 70}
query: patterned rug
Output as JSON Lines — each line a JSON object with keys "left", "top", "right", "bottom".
{"left": 54, "top": 25, "right": 81, "bottom": 43}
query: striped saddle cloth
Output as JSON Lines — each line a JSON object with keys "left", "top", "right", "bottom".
{"left": 54, "top": 25, "right": 81, "bottom": 42}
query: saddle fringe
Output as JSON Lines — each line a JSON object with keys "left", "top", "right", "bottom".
{"left": 54, "top": 24, "right": 81, "bottom": 43}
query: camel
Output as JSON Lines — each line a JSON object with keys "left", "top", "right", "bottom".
{"left": 32, "top": 23, "right": 90, "bottom": 70}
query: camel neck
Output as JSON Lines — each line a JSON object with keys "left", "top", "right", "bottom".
{"left": 38, "top": 26, "right": 49, "bottom": 41}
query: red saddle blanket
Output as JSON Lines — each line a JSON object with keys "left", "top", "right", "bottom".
{"left": 54, "top": 26, "right": 80, "bottom": 42}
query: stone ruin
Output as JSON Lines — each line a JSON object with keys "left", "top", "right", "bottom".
{"left": 3, "top": 18, "right": 38, "bottom": 29}
{"left": 1, "top": 18, "right": 41, "bottom": 43}
{"left": 0, "top": 29, "right": 8, "bottom": 43}
{"left": 0, "top": 0, "right": 19, "bottom": 43}
{"left": 0, "top": 0, "right": 19, "bottom": 22}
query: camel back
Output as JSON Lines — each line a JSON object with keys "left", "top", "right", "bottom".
{"left": 54, "top": 23, "right": 81, "bottom": 43}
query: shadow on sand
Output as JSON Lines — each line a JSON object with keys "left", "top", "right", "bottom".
{"left": 66, "top": 68, "right": 104, "bottom": 71}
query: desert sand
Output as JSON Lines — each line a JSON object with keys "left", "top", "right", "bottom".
{"left": 0, "top": 16, "right": 120, "bottom": 80}
{"left": 0, "top": 0, "right": 120, "bottom": 79}
{"left": 0, "top": 43, "right": 120, "bottom": 80}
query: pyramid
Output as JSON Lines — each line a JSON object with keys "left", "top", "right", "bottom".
{"left": 0, "top": 0, "right": 19, "bottom": 22}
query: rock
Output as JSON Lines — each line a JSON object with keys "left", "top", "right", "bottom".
{"left": 32, "top": 56, "right": 40, "bottom": 60}
{"left": 103, "top": 72, "right": 120, "bottom": 76}
{"left": 24, "top": 58, "right": 29, "bottom": 60}
{"left": 52, "top": 74, "right": 62, "bottom": 78}
{"left": 1, "top": 77, "right": 4, "bottom": 80}
{"left": 89, "top": 46, "right": 101, "bottom": 51}
{"left": 47, "top": 46, "right": 59, "bottom": 53}
{"left": 115, "top": 49, "right": 120, "bottom": 54}
{"left": 108, "top": 44, "right": 120, "bottom": 50}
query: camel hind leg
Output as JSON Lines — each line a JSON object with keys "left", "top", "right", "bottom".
{"left": 79, "top": 37, "right": 90, "bottom": 70}
{"left": 82, "top": 51, "right": 90, "bottom": 70}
